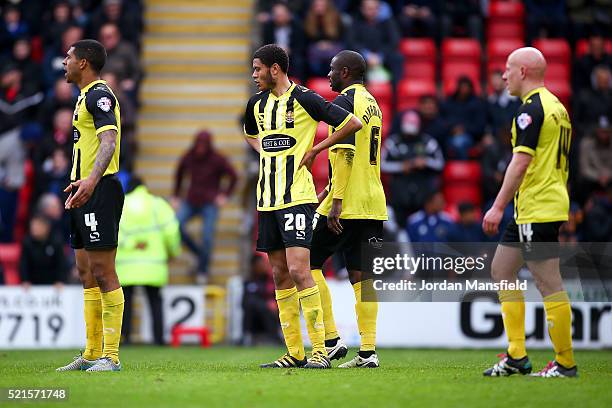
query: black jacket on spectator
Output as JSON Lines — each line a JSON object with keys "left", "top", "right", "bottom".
{"left": 573, "top": 53, "right": 612, "bottom": 91}
{"left": 347, "top": 13, "right": 400, "bottom": 67}
{"left": 442, "top": 93, "right": 487, "bottom": 141}
{"left": 0, "top": 79, "right": 43, "bottom": 135}
{"left": 19, "top": 235, "right": 67, "bottom": 284}
{"left": 573, "top": 87, "right": 612, "bottom": 136}
{"left": 262, "top": 18, "right": 306, "bottom": 80}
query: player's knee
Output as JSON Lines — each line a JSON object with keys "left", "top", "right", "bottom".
{"left": 287, "top": 265, "right": 308, "bottom": 286}
{"left": 89, "top": 261, "right": 111, "bottom": 286}
{"left": 76, "top": 264, "right": 90, "bottom": 283}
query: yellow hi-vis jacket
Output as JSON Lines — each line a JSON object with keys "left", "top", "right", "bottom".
{"left": 116, "top": 185, "right": 181, "bottom": 287}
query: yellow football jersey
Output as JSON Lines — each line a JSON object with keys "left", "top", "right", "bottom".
{"left": 511, "top": 86, "right": 571, "bottom": 223}
{"left": 317, "top": 84, "right": 388, "bottom": 220}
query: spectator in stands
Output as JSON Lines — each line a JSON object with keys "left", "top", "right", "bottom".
{"left": 242, "top": 254, "right": 282, "bottom": 346}
{"left": 37, "top": 78, "right": 77, "bottom": 130}
{"left": 481, "top": 124, "right": 513, "bottom": 204}
{"left": 0, "top": 4, "right": 29, "bottom": 54}
{"left": 381, "top": 110, "right": 444, "bottom": 228}
{"left": 43, "top": 24, "right": 83, "bottom": 89}
{"left": 406, "top": 190, "right": 455, "bottom": 242}
{"left": 89, "top": 0, "right": 142, "bottom": 48}
{"left": 574, "top": 65, "right": 612, "bottom": 136}
{"left": 303, "top": 0, "right": 345, "bottom": 77}
{"left": 19, "top": 213, "right": 67, "bottom": 287}
{"left": 442, "top": 76, "right": 486, "bottom": 159}
{"left": 396, "top": 0, "right": 438, "bottom": 39}
{"left": 486, "top": 70, "right": 520, "bottom": 139}
{"left": 99, "top": 22, "right": 141, "bottom": 98}
{"left": 262, "top": 2, "right": 306, "bottom": 81}
{"left": 42, "top": 1, "right": 75, "bottom": 48}
{"left": 448, "top": 202, "right": 487, "bottom": 242}
{"left": 573, "top": 35, "right": 612, "bottom": 91}
{"left": 36, "top": 193, "right": 68, "bottom": 244}
{"left": 172, "top": 130, "right": 238, "bottom": 282}
{"left": 525, "top": 0, "right": 569, "bottom": 41}
{"left": 417, "top": 94, "right": 448, "bottom": 148}
{"left": 35, "top": 147, "right": 71, "bottom": 203}
{"left": 255, "top": 0, "right": 309, "bottom": 24}
{"left": 347, "top": 0, "right": 403, "bottom": 85}
{"left": 577, "top": 116, "right": 612, "bottom": 203}
{"left": 440, "top": 0, "right": 482, "bottom": 41}
{"left": 10, "top": 36, "right": 42, "bottom": 91}
{"left": 0, "top": 63, "right": 43, "bottom": 242}
{"left": 117, "top": 176, "right": 180, "bottom": 345}
{"left": 34, "top": 107, "right": 73, "bottom": 177}
{"left": 583, "top": 182, "right": 612, "bottom": 242}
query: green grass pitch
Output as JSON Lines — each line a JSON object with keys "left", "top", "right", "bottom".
{"left": 1, "top": 347, "right": 611, "bottom": 407}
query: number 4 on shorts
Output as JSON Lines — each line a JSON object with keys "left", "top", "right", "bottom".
{"left": 84, "top": 213, "right": 98, "bottom": 232}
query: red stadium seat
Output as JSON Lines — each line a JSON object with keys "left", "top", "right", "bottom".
{"left": 487, "top": 21, "right": 524, "bottom": 40}
{"left": 532, "top": 39, "right": 571, "bottom": 65}
{"left": 546, "top": 63, "right": 570, "bottom": 81}
{"left": 367, "top": 81, "right": 393, "bottom": 106}
{"left": 404, "top": 61, "right": 436, "bottom": 81}
{"left": 0, "top": 243, "right": 21, "bottom": 285}
{"left": 489, "top": 1, "right": 525, "bottom": 22}
{"left": 443, "top": 161, "right": 483, "bottom": 207}
{"left": 441, "top": 62, "right": 481, "bottom": 95}
{"left": 378, "top": 102, "right": 392, "bottom": 138}
{"left": 312, "top": 149, "right": 329, "bottom": 192}
{"left": 315, "top": 121, "right": 328, "bottom": 143}
{"left": 545, "top": 79, "right": 571, "bottom": 108}
{"left": 397, "top": 79, "right": 436, "bottom": 111}
{"left": 575, "top": 39, "right": 612, "bottom": 58}
{"left": 399, "top": 38, "right": 436, "bottom": 63}
{"left": 306, "top": 77, "right": 336, "bottom": 101}
{"left": 443, "top": 161, "right": 482, "bottom": 183}
{"left": 441, "top": 38, "right": 481, "bottom": 63}
{"left": 487, "top": 38, "right": 525, "bottom": 64}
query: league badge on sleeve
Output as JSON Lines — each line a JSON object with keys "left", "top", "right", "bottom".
{"left": 96, "top": 97, "right": 112, "bottom": 112}
{"left": 517, "top": 113, "right": 532, "bottom": 130}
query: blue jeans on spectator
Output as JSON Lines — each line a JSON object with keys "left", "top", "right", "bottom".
{"left": 177, "top": 201, "right": 219, "bottom": 275}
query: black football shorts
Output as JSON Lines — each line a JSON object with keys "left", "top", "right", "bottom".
{"left": 501, "top": 219, "right": 563, "bottom": 260}
{"left": 70, "top": 174, "right": 124, "bottom": 250}
{"left": 256, "top": 204, "right": 314, "bottom": 252}
{"left": 310, "top": 214, "right": 383, "bottom": 271}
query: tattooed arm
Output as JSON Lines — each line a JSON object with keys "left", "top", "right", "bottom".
{"left": 89, "top": 129, "right": 118, "bottom": 183}
{"left": 64, "top": 129, "right": 117, "bottom": 209}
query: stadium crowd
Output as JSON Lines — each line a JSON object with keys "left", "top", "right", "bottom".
{"left": 1, "top": 0, "right": 611, "bottom": 288}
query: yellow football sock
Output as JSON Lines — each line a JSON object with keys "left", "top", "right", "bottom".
{"left": 82, "top": 287, "right": 103, "bottom": 361}
{"left": 499, "top": 290, "right": 527, "bottom": 359}
{"left": 101, "top": 287, "right": 125, "bottom": 364}
{"left": 311, "top": 269, "right": 339, "bottom": 341}
{"left": 298, "top": 286, "right": 326, "bottom": 355}
{"left": 544, "top": 291, "right": 576, "bottom": 368}
{"left": 353, "top": 280, "right": 377, "bottom": 352}
{"left": 276, "top": 287, "right": 305, "bottom": 360}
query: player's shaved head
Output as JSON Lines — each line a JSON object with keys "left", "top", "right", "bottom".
{"left": 334, "top": 50, "right": 366, "bottom": 82}
{"left": 503, "top": 47, "right": 547, "bottom": 97}
{"left": 508, "top": 47, "right": 547, "bottom": 80}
